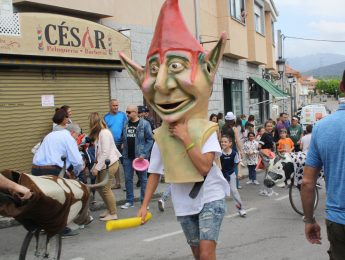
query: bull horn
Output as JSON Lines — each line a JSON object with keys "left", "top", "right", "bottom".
{"left": 86, "top": 159, "right": 111, "bottom": 189}
{"left": 58, "top": 155, "right": 67, "bottom": 178}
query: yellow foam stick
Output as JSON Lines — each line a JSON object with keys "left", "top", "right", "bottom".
{"left": 106, "top": 212, "right": 152, "bottom": 232}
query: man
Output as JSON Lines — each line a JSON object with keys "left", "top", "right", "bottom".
{"left": 301, "top": 72, "right": 345, "bottom": 260}
{"left": 274, "top": 113, "right": 289, "bottom": 142}
{"left": 32, "top": 123, "right": 85, "bottom": 236}
{"left": 104, "top": 99, "right": 127, "bottom": 189}
{"left": 288, "top": 116, "right": 303, "bottom": 152}
{"left": 119, "top": 1, "right": 229, "bottom": 258}
{"left": 142, "top": 106, "right": 156, "bottom": 131}
{"left": 138, "top": 105, "right": 145, "bottom": 118}
{"left": 32, "top": 123, "right": 84, "bottom": 177}
{"left": 120, "top": 105, "right": 153, "bottom": 209}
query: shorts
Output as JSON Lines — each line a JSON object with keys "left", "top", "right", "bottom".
{"left": 326, "top": 219, "right": 345, "bottom": 260}
{"left": 177, "top": 199, "right": 226, "bottom": 246}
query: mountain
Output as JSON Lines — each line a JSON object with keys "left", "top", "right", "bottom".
{"left": 287, "top": 53, "right": 345, "bottom": 72}
{"left": 302, "top": 61, "right": 345, "bottom": 78}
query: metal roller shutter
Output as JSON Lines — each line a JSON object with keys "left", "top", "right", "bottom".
{"left": 0, "top": 68, "right": 110, "bottom": 172}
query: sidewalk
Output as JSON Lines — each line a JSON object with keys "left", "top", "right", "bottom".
{"left": 0, "top": 164, "right": 249, "bottom": 229}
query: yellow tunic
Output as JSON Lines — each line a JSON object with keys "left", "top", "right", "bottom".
{"left": 153, "top": 119, "right": 218, "bottom": 183}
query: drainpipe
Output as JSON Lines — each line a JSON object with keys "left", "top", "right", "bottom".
{"left": 194, "top": 0, "right": 201, "bottom": 43}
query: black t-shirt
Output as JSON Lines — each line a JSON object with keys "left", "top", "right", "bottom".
{"left": 127, "top": 120, "right": 139, "bottom": 159}
{"left": 220, "top": 149, "right": 237, "bottom": 182}
{"left": 260, "top": 132, "right": 274, "bottom": 150}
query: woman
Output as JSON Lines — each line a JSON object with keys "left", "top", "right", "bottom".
{"left": 89, "top": 112, "right": 121, "bottom": 221}
{"left": 52, "top": 108, "right": 69, "bottom": 131}
{"left": 247, "top": 115, "right": 256, "bottom": 130}
{"left": 209, "top": 113, "right": 218, "bottom": 123}
{"left": 209, "top": 113, "right": 220, "bottom": 140}
{"left": 60, "top": 105, "right": 73, "bottom": 124}
{"left": 257, "top": 121, "right": 276, "bottom": 196}
{"left": 217, "top": 112, "right": 225, "bottom": 133}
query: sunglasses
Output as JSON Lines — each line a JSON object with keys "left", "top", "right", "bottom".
{"left": 126, "top": 111, "right": 135, "bottom": 114}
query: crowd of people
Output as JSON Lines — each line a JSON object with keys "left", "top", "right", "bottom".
{"left": 207, "top": 111, "right": 311, "bottom": 192}
{"left": 23, "top": 99, "right": 154, "bottom": 236}
{"left": 0, "top": 101, "right": 316, "bottom": 235}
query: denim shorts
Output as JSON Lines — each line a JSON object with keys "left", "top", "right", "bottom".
{"left": 177, "top": 199, "right": 226, "bottom": 246}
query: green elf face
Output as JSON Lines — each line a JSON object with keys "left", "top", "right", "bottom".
{"left": 141, "top": 50, "right": 212, "bottom": 123}
{"left": 119, "top": 34, "right": 226, "bottom": 124}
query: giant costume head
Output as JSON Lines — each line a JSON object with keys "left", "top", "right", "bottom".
{"left": 120, "top": 0, "right": 226, "bottom": 183}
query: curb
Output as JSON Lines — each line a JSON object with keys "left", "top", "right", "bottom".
{"left": 0, "top": 192, "right": 163, "bottom": 229}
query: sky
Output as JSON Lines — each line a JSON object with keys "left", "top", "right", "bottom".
{"left": 274, "top": 0, "right": 345, "bottom": 58}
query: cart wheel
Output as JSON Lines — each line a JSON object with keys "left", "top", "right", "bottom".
{"left": 289, "top": 183, "right": 319, "bottom": 216}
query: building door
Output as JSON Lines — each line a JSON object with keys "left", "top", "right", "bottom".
{"left": 223, "top": 78, "right": 243, "bottom": 116}
{"left": 0, "top": 68, "right": 110, "bottom": 172}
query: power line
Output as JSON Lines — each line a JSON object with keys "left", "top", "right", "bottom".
{"left": 283, "top": 35, "right": 345, "bottom": 43}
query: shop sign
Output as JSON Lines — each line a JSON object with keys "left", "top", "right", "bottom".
{"left": 0, "top": 13, "right": 131, "bottom": 60}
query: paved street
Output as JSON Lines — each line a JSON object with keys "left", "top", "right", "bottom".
{"left": 0, "top": 170, "right": 329, "bottom": 260}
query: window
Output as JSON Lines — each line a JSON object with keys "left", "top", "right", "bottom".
{"left": 254, "top": 2, "right": 264, "bottom": 34}
{"left": 231, "top": 80, "right": 243, "bottom": 116}
{"left": 271, "top": 19, "right": 275, "bottom": 44}
{"left": 229, "top": 0, "right": 246, "bottom": 23}
{"left": 223, "top": 78, "right": 243, "bottom": 116}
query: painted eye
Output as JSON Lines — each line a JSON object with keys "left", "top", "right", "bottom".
{"left": 168, "top": 62, "right": 184, "bottom": 72}
{"left": 150, "top": 64, "right": 159, "bottom": 74}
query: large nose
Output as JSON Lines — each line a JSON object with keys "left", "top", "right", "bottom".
{"left": 154, "top": 66, "right": 177, "bottom": 94}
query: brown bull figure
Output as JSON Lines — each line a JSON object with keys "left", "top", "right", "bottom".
{"left": 0, "top": 165, "right": 108, "bottom": 236}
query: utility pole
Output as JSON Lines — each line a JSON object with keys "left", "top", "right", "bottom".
{"left": 194, "top": 0, "right": 201, "bottom": 43}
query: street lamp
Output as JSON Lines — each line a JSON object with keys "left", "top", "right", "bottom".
{"left": 262, "top": 58, "right": 286, "bottom": 82}
{"left": 287, "top": 74, "right": 295, "bottom": 115}
{"left": 276, "top": 58, "right": 286, "bottom": 80}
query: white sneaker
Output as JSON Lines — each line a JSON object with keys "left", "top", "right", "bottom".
{"left": 267, "top": 190, "right": 279, "bottom": 196}
{"left": 121, "top": 202, "right": 134, "bottom": 209}
{"left": 246, "top": 180, "right": 252, "bottom": 185}
{"left": 239, "top": 209, "right": 247, "bottom": 217}
{"left": 158, "top": 199, "right": 165, "bottom": 212}
{"left": 253, "top": 180, "right": 260, "bottom": 185}
{"left": 259, "top": 190, "right": 268, "bottom": 196}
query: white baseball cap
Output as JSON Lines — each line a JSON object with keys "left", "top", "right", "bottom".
{"left": 225, "top": 112, "right": 235, "bottom": 121}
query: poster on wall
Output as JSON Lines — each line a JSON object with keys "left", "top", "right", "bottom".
{"left": 41, "top": 95, "right": 55, "bottom": 107}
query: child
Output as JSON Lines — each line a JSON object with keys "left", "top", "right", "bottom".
{"left": 256, "top": 127, "right": 265, "bottom": 141}
{"left": 277, "top": 128, "right": 294, "bottom": 154}
{"left": 243, "top": 132, "right": 259, "bottom": 185}
{"left": 220, "top": 135, "right": 247, "bottom": 217}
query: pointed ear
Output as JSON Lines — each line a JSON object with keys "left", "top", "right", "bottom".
{"left": 204, "top": 32, "right": 227, "bottom": 81}
{"left": 119, "top": 52, "right": 145, "bottom": 86}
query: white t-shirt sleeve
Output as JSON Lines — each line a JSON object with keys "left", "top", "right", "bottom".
{"left": 201, "top": 132, "right": 222, "bottom": 157}
{"left": 234, "top": 153, "right": 240, "bottom": 163}
{"left": 148, "top": 142, "right": 164, "bottom": 175}
{"left": 148, "top": 132, "right": 221, "bottom": 175}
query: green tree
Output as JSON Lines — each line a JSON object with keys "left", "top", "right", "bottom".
{"left": 315, "top": 79, "right": 340, "bottom": 95}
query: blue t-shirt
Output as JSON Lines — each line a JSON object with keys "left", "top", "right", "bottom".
{"left": 104, "top": 111, "right": 127, "bottom": 145}
{"left": 306, "top": 103, "right": 345, "bottom": 225}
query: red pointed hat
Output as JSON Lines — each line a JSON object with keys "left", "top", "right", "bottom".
{"left": 147, "top": 0, "right": 204, "bottom": 58}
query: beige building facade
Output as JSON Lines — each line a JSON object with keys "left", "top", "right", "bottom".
{"left": 1, "top": 0, "right": 281, "bottom": 171}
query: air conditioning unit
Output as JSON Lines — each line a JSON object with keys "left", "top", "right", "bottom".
{"left": 0, "top": 0, "right": 13, "bottom": 15}
{"left": 0, "top": 0, "right": 20, "bottom": 36}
